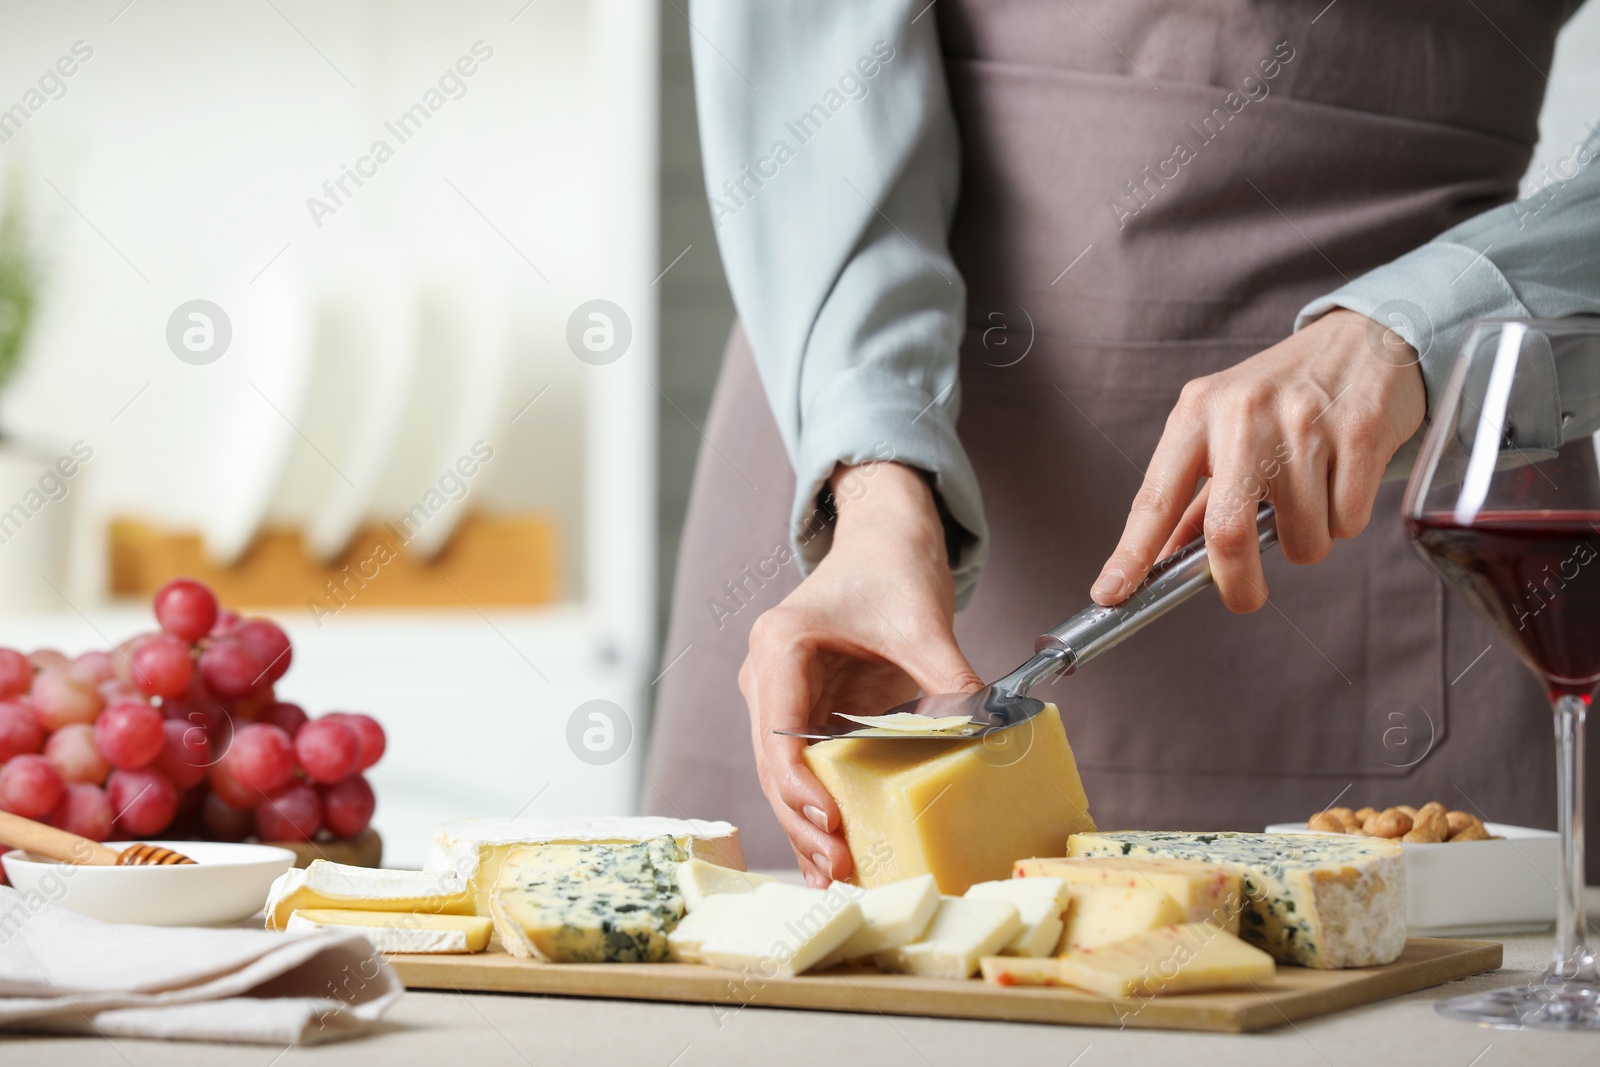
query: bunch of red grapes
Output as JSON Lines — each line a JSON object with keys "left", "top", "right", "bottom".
{"left": 0, "top": 578, "right": 384, "bottom": 846}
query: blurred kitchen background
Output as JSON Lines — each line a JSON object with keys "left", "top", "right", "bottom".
{"left": 0, "top": 1, "right": 1594, "bottom": 866}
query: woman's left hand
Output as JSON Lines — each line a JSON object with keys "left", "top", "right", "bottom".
{"left": 1091, "top": 308, "right": 1427, "bottom": 612}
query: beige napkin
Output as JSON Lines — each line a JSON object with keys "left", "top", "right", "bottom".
{"left": 0, "top": 885, "right": 402, "bottom": 1044}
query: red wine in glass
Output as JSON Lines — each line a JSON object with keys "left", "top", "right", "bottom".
{"left": 1407, "top": 511, "right": 1600, "bottom": 701}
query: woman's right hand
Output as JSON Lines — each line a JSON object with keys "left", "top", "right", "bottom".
{"left": 739, "top": 461, "right": 983, "bottom": 888}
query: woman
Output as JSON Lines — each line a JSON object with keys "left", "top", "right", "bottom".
{"left": 645, "top": 0, "right": 1600, "bottom": 884}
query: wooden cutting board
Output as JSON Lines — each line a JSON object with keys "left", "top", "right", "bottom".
{"left": 388, "top": 937, "right": 1501, "bottom": 1033}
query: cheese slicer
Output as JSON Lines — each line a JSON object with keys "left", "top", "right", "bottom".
{"left": 776, "top": 503, "right": 1278, "bottom": 741}
{"left": 0, "top": 810, "right": 196, "bottom": 865}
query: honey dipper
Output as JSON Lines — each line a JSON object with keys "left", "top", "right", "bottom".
{"left": 0, "top": 810, "right": 195, "bottom": 865}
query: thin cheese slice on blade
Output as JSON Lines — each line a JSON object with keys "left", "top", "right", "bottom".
{"left": 264, "top": 861, "right": 473, "bottom": 930}
{"left": 804, "top": 703, "right": 1094, "bottom": 893}
{"left": 835, "top": 712, "right": 976, "bottom": 735}
{"left": 1055, "top": 923, "right": 1276, "bottom": 998}
{"left": 964, "top": 877, "right": 1070, "bottom": 957}
{"left": 285, "top": 909, "right": 492, "bottom": 954}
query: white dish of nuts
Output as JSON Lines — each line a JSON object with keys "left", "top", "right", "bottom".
{"left": 1265, "top": 819, "right": 1559, "bottom": 937}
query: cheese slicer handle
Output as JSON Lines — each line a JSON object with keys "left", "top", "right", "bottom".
{"left": 0, "top": 809, "right": 125, "bottom": 866}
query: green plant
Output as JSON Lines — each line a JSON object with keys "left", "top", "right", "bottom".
{"left": 0, "top": 176, "right": 39, "bottom": 401}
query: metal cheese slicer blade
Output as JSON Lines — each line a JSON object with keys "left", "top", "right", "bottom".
{"left": 775, "top": 504, "right": 1277, "bottom": 741}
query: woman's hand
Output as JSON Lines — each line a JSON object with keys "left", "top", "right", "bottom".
{"left": 1091, "top": 309, "right": 1427, "bottom": 612}
{"left": 739, "top": 461, "right": 982, "bottom": 887}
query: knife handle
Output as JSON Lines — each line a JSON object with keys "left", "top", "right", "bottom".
{"left": 1031, "top": 503, "right": 1278, "bottom": 675}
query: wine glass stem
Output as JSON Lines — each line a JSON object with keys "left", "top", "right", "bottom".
{"left": 1550, "top": 693, "right": 1597, "bottom": 982}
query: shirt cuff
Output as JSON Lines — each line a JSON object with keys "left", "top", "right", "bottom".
{"left": 1294, "top": 241, "right": 1532, "bottom": 480}
{"left": 790, "top": 365, "right": 987, "bottom": 609}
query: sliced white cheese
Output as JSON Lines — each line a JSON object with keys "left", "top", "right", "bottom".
{"left": 964, "top": 877, "right": 1070, "bottom": 957}
{"left": 428, "top": 816, "right": 743, "bottom": 913}
{"left": 676, "top": 858, "right": 775, "bottom": 912}
{"left": 819, "top": 874, "right": 940, "bottom": 968}
{"left": 285, "top": 909, "right": 492, "bottom": 953}
{"left": 697, "top": 883, "right": 864, "bottom": 977}
{"left": 264, "top": 861, "right": 473, "bottom": 930}
{"left": 874, "top": 896, "right": 1022, "bottom": 979}
{"left": 668, "top": 892, "right": 756, "bottom": 963}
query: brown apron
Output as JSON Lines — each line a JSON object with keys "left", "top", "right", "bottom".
{"left": 646, "top": 0, "right": 1598, "bottom": 879}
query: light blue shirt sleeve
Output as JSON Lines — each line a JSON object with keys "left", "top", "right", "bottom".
{"left": 689, "top": 0, "right": 987, "bottom": 604}
{"left": 1296, "top": 123, "right": 1600, "bottom": 478}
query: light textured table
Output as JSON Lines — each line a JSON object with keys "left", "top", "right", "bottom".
{"left": 6, "top": 889, "right": 1598, "bottom": 1066}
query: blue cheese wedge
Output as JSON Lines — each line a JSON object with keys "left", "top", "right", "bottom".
{"left": 489, "top": 837, "right": 688, "bottom": 962}
{"left": 1067, "top": 831, "right": 1405, "bottom": 969}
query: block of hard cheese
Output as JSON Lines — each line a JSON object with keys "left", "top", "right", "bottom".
{"left": 1055, "top": 923, "right": 1275, "bottom": 998}
{"left": 1068, "top": 831, "right": 1405, "bottom": 969}
{"left": 1014, "top": 855, "right": 1243, "bottom": 934}
{"left": 489, "top": 837, "right": 687, "bottom": 962}
{"left": 804, "top": 703, "right": 1094, "bottom": 893}
{"left": 285, "top": 909, "right": 492, "bottom": 953}
{"left": 264, "top": 860, "right": 474, "bottom": 930}
{"left": 428, "top": 816, "right": 743, "bottom": 913}
{"left": 1062, "top": 886, "right": 1185, "bottom": 952}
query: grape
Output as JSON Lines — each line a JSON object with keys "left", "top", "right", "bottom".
{"left": 128, "top": 633, "right": 194, "bottom": 699}
{"left": 254, "top": 781, "right": 322, "bottom": 841}
{"left": 47, "top": 782, "right": 114, "bottom": 842}
{"left": 154, "top": 718, "right": 211, "bottom": 789}
{"left": 29, "top": 649, "right": 68, "bottom": 671}
{"left": 208, "top": 759, "right": 259, "bottom": 809}
{"left": 328, "top": 713, "right": 386, "bottom": 770}
{"left": 233, "top": 619, "right": 292, "bottom": 685}
{"left": 99, "top": 679, "right": 144, "bottom": 705}
{"left": 258, "top": 701, "right": 308, "bottom": 738}
{"left": 0, "top": 699, "right": 43, "bottom": 761}
{"left": 153, "top": 578, "right": 219, "bottom": 643}
{"left": 210, "top": 608, "right": 241, "bottom": 636}
{"left": 0, "top": 648, "right": 33, "bottom": 697}
{"left": 94, "top": 700, "right": 166, "bottom": 770}
{"left": 30, "top": 666, "right": 103, "bottom": 731}
{"left": 44, "top": 722, "right": 110, "bottom": 784}
{"left": 198, "top": 637, "right": 266, "bottom": 699}
{"left": 69, "top": 650, "right": 118, "bottom": 686}
{"left": 110, "top": 635, "right": 151, "bottom": 683}
{"left": 107, "top": 768, "right": 178, "bottom": 836}
{"left": 201, "top": 790, "right": 254, "bottom": 840}
{"left": 320, "top": 774, "right": 375, "bottom": 838}
{"left": 0, "top": 754, "right": 65, "bottom": 818}
{"left": 295, "top": 718, "right": 359, "bottom": 783}
{"left": 233, "top": 685, "right": 277, "bottom": 721}
{"left": 219, "top": 722, "right": 295, "bottom": 794}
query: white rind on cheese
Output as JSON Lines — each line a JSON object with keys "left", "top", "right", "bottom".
{"left": 697, "top": 883, "right": 864, "bottom": 977}
{"left": 284, "top": 909, "right": 492, "bottom": 954}
{"left": 1067, "top": 831, "right": 1405, "bottom": 969}
{"left": 964, "top": 878, "right": 1070, "bottom": 958}
{"left": 264, "top": 861, "right": 473, "bottom": 930}
{"left": 676, "top": 858, "right": 775, "bottom": 912}
{"left": 874, "top": 896, "right": 1023, "bottom": 979}
{"left": 428, "top": 816, "right": 743, "bottom": 912}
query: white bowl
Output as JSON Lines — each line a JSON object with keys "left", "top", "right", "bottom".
{"left": 1, "top": 841, "right": 297, "bottom": 927}
{"left": 1265, "top": 822, "right": 1559, "bottom": 936}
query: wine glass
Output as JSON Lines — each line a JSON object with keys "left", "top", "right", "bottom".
{"left": 1403, "top": 316, "right": 1600, "bottom": 1030}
